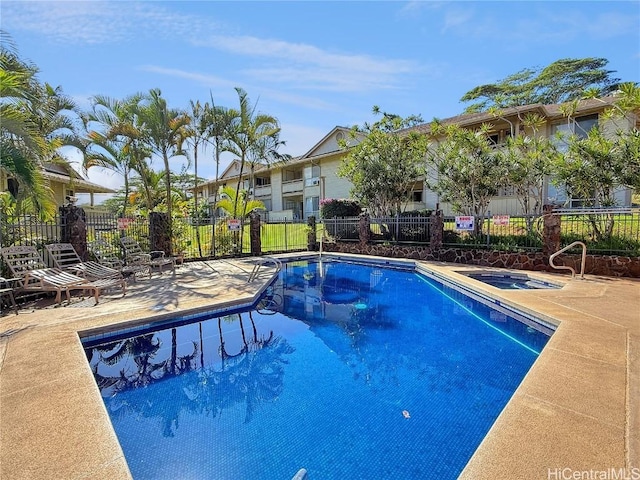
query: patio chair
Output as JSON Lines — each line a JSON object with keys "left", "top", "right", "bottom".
{"left": 0, "top": 277, "right": 19, "bottom": 315}
{"left": 44, "top": 243, "right": 126, "bottom": 296}
{"left": 120, "top": 236, "right": 176, "bottom": 278}
{"left": 89, "top": 238, "right": 145, "bottom": 280}
{"left": 1, "top": 245, "right": 119, "bottom": 306}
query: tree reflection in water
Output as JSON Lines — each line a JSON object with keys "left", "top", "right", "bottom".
{"left": 85, "top": 311, "right": 294, "bottom": 436}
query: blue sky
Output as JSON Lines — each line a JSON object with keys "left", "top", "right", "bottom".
{"left": 2, "top": 0, "right": 639, "bottom": 200}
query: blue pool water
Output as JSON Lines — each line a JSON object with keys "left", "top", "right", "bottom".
{"left": 83, "top": 260, "right": 552, "bottom": 480}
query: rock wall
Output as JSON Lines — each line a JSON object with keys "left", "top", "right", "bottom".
{"left": 149, "top": 212, "right": 171, "bottom": 255}
{"left": 59, "top": 205, "right": 87, "bottom": 260}
{"left": 321, "top": 242, "right": 640, "bottom": 278}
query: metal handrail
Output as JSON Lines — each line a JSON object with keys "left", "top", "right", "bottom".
{"left": 549, "top": 241, "right": 587, "bottom": 279}
{"left": 247, "top": 256, "right": 282, "bottom": 283}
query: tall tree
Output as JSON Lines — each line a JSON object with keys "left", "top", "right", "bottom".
{"left": 225, "top": 88, "right": 282, "bottom": 218}
{"left": 128, "top": 166, "right": 168, "bottom": 213}
{"left": 338, "top": 107, "right": 429, "bottom": 216}
{"left": 137, "top": 89, "right": 190, "bottom": 241}
{"left": 461, "top": 58, "right": 620, "bottom": 113}
{"left": 0, "top": 35, "right": 54, "bottom": 217}
{"left": 186, "top": 100, "right": 207, "bottom": 256}
{"left": 203, "top": 95, "right": 235, "bottom": 202}
{"left": 426, "top": 122, "right": 509, "bottom": 231}
{"left": 583, "top": 82, "right": 640, "bottom": 192}
{"left": 83, "top": 93, "right": 150, "bottom": 217}
{"left": 498, "top": 113, "right": 560, "bottom": 226}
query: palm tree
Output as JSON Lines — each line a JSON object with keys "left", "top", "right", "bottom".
{"left": 215, "top": 185, "right": 265, "bottom": 219}
{"left": 137, "top": 89, "right": 190, "bottom": 240}
{"left": 185, "top": 100, "right": 207, "bottom": 256}
{"left": 203, "top": 98, "right": 234, "bottom": 197}
{"left": 83, "top": 93, "right": 151, "bottom": 217}
{"left": 129, "top": 166, "right": 167, "bottom": 213}
{"left": 29, "top": 82, "right": 85, "bottom": 167}
{"left": 0, "top": 36, "right": 59, "bottom": 218}
{"left": 202, "top": 97, "right": 235, "bottom": 256}
{"left": 225, "top": 88, "right": 282, "bottom": 218}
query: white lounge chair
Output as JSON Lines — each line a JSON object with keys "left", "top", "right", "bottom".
{"left": 89, "top": 238, "right": 145, "bottom": 280}
{"left": 0, "top": 277, "right": 19, "bottom": 315}
{"left": 120, "top": 236, "right": 175, "bottom": 278}
{"left": 1, "top": 245, "right": 119, "bottom": 305}
{"left": 44, "top": 243, "right": 126, "bottom": 296}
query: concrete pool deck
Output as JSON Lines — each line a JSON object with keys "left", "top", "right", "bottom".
{"left": 0, "top": 254, "right": 638, "bottom": 479}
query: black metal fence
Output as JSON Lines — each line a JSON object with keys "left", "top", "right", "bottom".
{"left": 442, "top": 214, "right": 543, "bottom": 251}
{"left": 322, "top": 216, "right": 431, "bottom": 243}
{"left": 2, "top": 209, "right": 639, "bottom": 264}
{"left": 554, "top": 209, "right": 640, "bottom": 255}
{"left": 320, "top": 210, "right": 640, "bottom": 256}
{"left": 449, "top": 211, "right": 640, "bottom": 254}
{"left": 0, "top": 212, "right": 310, "bottom": 263}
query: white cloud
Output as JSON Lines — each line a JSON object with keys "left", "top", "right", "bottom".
{"left": 441, "top": 8, "right": 474, "bottom": 33}
{"left": 139, "top": 66, "right": 236, "bottom": 91}
{"left": 1, "top": 1, "right": 211, "bottom": 44}
{"left": 142, "top": 65, "right": 344, "bottom": 111}
{"left": 4, "top": 1, "right": 423, "bottom": 98}
{"left": 84, "top": 166, "right": 124, "bottom": 191}
{"left": 439, "top": 5, "right": 640, "bottom": 44}
{"left": 197, "top": 35, "right": 418, "bottom": 93}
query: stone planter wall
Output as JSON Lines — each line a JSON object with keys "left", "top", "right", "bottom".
{"left": 314, "top": 206, "right": 640, "bottom": 278}
{"left": 320, "top": 241, "right": 640, "bottom": 278}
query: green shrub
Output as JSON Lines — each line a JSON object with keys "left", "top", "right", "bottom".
{"left": 320, "top": 199, "right": 362, "bottom": 218}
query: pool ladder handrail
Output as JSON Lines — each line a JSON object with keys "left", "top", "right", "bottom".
{"left": 549, "top": 241, "right": 587, "bottom": 279}
{"left": 247, "top": 256, "right": 282, "bottom": 283}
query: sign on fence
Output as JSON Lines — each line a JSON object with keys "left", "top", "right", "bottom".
{"left": 227, "top": 219, "right": 241, "bottom": 231}
{"left": 117, "top": 217, "right": 134, "bottom": 230}
{"left": 455, "top": 216, "right": 475, "bottom": 231}
{"left": 492, "top": 215, "right": 510, "bottom": 226}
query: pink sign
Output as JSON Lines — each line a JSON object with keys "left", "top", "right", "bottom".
{"left": 492, "top": 215, "right": 510, "bottom": 226}
{"left": 117, "top": 218, "right": 134, "bottom": 230}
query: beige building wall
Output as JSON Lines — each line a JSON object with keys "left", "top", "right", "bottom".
{"left": 270, "top": 169, "right": 284, "bottom": 212}
{"left": 318, "top": 157, "right": 352, "bottom": 201}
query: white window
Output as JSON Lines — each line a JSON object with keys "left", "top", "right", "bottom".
{"left": 499, "top": 185, "right": 516, "bottom": 197}
{"left": 260, "top": 198, "right": 272, "bottom": 211}
{"left": 305, "top": 196, "right": 319, "bottom": 216}
{"left": 551, "top": 114, "right": 598, "bottom": 152}
{"left": 255, "top": 176, "right": 271, "bottom": 186}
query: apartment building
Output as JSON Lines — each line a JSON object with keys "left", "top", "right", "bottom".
{"left": 193, "top": 96, "right": 637, "bottom": 219}
{"left": 195, "top": 126, "right": 367, "bottom": 221}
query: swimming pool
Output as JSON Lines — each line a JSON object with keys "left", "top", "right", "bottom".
{"left": 83, "top": 259, "right": 553, "bottom": 480}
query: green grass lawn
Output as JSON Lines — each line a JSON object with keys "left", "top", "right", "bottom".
{"left": 179, "top": 222, "right": 311, "bottom": 257}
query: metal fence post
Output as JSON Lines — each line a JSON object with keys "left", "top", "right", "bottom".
{"left": 486, "top": 211, "right": 491, "bottom": 247}
{"left": 284, "top": 219, "right": 288, "bottom": 251}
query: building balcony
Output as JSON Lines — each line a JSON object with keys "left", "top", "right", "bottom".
{"left": 282, "top": 180, "right": 303, "bottom": 194}
{"left": 254, "top": 185, "right": 272, "bottom": 197}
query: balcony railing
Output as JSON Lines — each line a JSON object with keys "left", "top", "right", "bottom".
{"left": 282, "top": 180, "right": 303, "bottom": 193}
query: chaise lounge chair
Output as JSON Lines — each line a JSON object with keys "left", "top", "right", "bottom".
{"left": 44, "top": 243, "right": 126, "bottom": 296}
{"left": 0, "top": 277, "right": 20, "bottom": 315}
{"left": 1, "top": 245, "right": 119, "bottom": 306}
{"left": 120, "top": 236, "right": 176, "bottom": 278}
{"left": 88, "top": 238, "right": 141, "bottom": 280}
